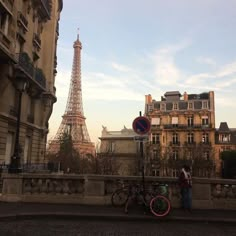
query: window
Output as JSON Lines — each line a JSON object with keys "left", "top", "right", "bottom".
{"left": 108, "top": 141, "right": 115, "bottom": 153}
{"left": 202, "top": 116, "right": 209, "bottom": 126}
{"left": 202, "top": 101, "right": 208, "bottom": 109}
{"left": 161, "top": 103, "right": 165, "bottom": 111}
{"left": 188, "top": 102, "right": 193, "bottom": 109}
{"left": 172, "top": 150, "right": 179, "bottom": 160}
{"left": 5, "top": 132, "right": 14, "bottom": 164}
{"left": 0, "top": 12, "right": 10, "bottom": 35}
{"left": 172, "top": 133, "right": 178, "bottom": 144}
{"left": 187, "top": 116, "right": 194, "bottom": 127}
{"left": 152, "top": 133, "right": 160, "bottom": 144}
{"left": 152, "top": 169, "right": 160, "bottom": 176}
{"left": 172, "top": 169, "right": 179, "bottom": 177}
{"left": 152, "top": 150, "right": 159, "bottom": 159}
{"left": 187, "top": 132, "right": 194, "bottom": 143}
{"left": 202, "top": 133, "right": 209, "bottom": 143}
{"left": 173, "top": 103, "right": 178, "bottom": 110}
{"left": 203, "top": 151, "right": 210, "bottom": 160}
{"left": 186, "top": 150, "right": 192, "bottom": 160}
{"left": 151, "top": 117, "right": 160, "bottom": 126}
{"left": 219, "top": 134, "right": 230, "bottom": 142}
{"left": 171, "top": 116, "right": 178, "bottom": 127}
{"left": 23, "top": 136, "right": 31, "bottom": 164}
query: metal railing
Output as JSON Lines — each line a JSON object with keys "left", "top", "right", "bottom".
{"left": 15, "top": 52, "right": 46, "bottom": 89}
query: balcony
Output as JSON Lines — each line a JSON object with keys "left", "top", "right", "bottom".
{"left": 0, "top": 30, "right": 11, "bottom": 49}
{"left": 200, "top": 141, "right": 211, "bottom": 146}
{"left": 35, "top": 68, "right": 46, "bottom": 88}
{"left": 184, "top": 141, "right": 196, "bottom": 146}
{"left": 169, "top": 141, "right": 180, "bottom": 146}
{"left": 33, "top": 33, "right": 41, "bottom": 49}
{"left": 15, "top": 52, "right": 46, "bottom": 90}
{"left": 35, "top": 0, "right": 51, "bottom": 20}
{"left": 163, "top": 124, "right": 213, "bottom": 130}
{"left": 15, "top": 52, "right": 34, "bottom": 78}
{"left": 17, "top": 11, "right": 28, "bottom": 33}
{"left": 0, "top": 0, "right": 14, "bottom": 14}
{"left": 164, "top": 124, "right": 187, "bottom": 129}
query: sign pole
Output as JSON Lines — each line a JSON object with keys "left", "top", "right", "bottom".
{"left": 138, "top": 111, "right": 145, "bottom": 194}
{"left": 140, "top": 135, "right": 145, "bottom": 193}
{"left": 132, "top": 112, "right": 150, "bottom": 195}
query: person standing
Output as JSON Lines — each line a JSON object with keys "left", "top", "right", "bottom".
{"left": 178, "top": 165, "right": 192, "bottom": 211}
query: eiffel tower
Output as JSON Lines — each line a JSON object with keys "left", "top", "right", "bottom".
{"left": 48, "top": 33, "right": 95, "bottom": 157}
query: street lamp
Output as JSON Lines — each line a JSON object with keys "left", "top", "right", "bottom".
{"left": 8, "top": 78, "right": 28, "bottom": 173}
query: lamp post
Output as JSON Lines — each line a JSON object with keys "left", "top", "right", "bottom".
{"left": 8, "top": 78, "right": 28, "bottom": 173}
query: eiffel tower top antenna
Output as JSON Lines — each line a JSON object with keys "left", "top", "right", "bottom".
{"left": 77, "top": 27, "right": 79, "bottom": 40}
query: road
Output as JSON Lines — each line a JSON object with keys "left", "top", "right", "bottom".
{"left": 0, "top": 219, "right": 235, "bottom": 236}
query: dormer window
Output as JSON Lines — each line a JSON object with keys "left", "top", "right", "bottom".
{"left": 173, "top": 103, "right": 178, "bottom": 110}
{"left": 219, "top": 134, "right": 230, "bottom": 142}
{"left": 188, "top": 102, "right": 193, "bottom": 109}
{"left": 202, "top": 101, "right": 208, "bottom": 109}
{"left": 161, "top": 103, "right": 165, "bottom": 111}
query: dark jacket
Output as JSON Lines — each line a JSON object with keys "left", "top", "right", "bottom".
{"left": 178, "top": 169, "right": 192, "bottom": 188}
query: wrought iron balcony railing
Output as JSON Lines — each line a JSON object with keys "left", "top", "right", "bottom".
{"left": 0, "top": 29, "right": 11, "bottom": 50}
{"left": 15, "top": 52, "right": 34, "bottom": 78}
{"left": 15, "top": 52, "right": 46, "bottom": 89}
{"left": 33, "top": 33, "right": 41, "bottom": 48}
{"left": 17, "top": 11, "right": 28, "bottom": 32}
{"left": 184, "top": 141, "right": 196, "bottom": 146}
{"left": 35, "top": 68, "right": 46, "bottom": 88}
{"left": 0, "top": 0, "right": 14, "bottom": 14}
{"left": 163, "top": 124, "right": 213, "bottom": 129}
{"left": 36, "top": 0, "right": 51, "bottom": 19}
{"left": 169, "top": 141, "right": 180, "bottom": 146}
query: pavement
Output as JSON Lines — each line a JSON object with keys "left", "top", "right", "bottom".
{"left": 0, "top": 202, "right": 236, "bottom": 223}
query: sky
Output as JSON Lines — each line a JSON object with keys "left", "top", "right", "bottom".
{"left": 48, "top": 0, "right": 236, "bottom": 144}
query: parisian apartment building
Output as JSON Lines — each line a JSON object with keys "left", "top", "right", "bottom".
{"left": 144, "top": 91, "right": 216, "bottom": 177}
{"left": 99, "top": 91, "right": 236, "bottom": 178}
{"left": 0, "top": 0, "right": 63, "bottom": 167}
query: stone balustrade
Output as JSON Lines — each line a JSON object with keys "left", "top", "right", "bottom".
{"left": 1, "top": 173, "right": 236, "bottom": 209}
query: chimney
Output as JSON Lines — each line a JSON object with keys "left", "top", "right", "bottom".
{"left": 183, "top": 92, "right": 188, "bottom": 101}
{"left": 145, "top": 94, "right": 152, "bottom": 104}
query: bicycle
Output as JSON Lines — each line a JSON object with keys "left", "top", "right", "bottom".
{"left": 111, "top": 183, "right": 129, "bottom": 207}
{"left": 124, "top": 183, "right": 171, "bottom": 217}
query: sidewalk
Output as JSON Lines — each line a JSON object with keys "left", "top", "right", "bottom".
{"left": 0, "top": 202, "right": 235, "bottom": 223}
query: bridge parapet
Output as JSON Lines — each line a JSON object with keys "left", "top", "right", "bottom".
{"left": 1, "top": 174, "right": 236, "bottom": 209}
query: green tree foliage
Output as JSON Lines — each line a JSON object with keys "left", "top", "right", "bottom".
{"left": 48, "top": 132, "right": 80, "bottom": 173}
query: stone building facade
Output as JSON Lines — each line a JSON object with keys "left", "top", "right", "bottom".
{"left": 215, "top": 122, "right": 236, "bottom": 176}
{"left": 99, "top": 126, "right": 140, "bottom": 176}
{"left": 0, "top": 0, "right": 63, "bottom": 167}
{"left": 144, "top": 91, "right": 216, "bottom": 177}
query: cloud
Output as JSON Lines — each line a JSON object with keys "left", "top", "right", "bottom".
{"left": 216, "top": 62, "right": 236, "bottom": 77}
{"left": 196, "top": 56, "right": 216, "bottom": 66}
{"left": 83, "top": 72, "right": 144, "bottom": 101}
{"left": 111, "top": 62, "right": 133, "bottom": 72}
{"left": 150, "top": 40, "right": 191, "bottom": 86}
{"left": 54, "top": 70, "right": 71, "bottom": 98}
{"left": 185, "top": 61, "right": 236, "bottom": 90}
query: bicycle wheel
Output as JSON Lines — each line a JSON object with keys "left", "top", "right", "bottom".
{"left": 111, "top": 188, "right": 129, "bottom": 207}
{"left": 149, "top": 195, "right": 171, "bottom": 217}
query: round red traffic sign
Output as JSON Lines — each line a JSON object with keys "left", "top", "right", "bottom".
{"left": 132, "top": 116, "right": 150, "bottom": 135}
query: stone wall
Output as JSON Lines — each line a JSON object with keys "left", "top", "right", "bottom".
{"left": 1, "top": 173, "right": 236, "bottom": 209}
